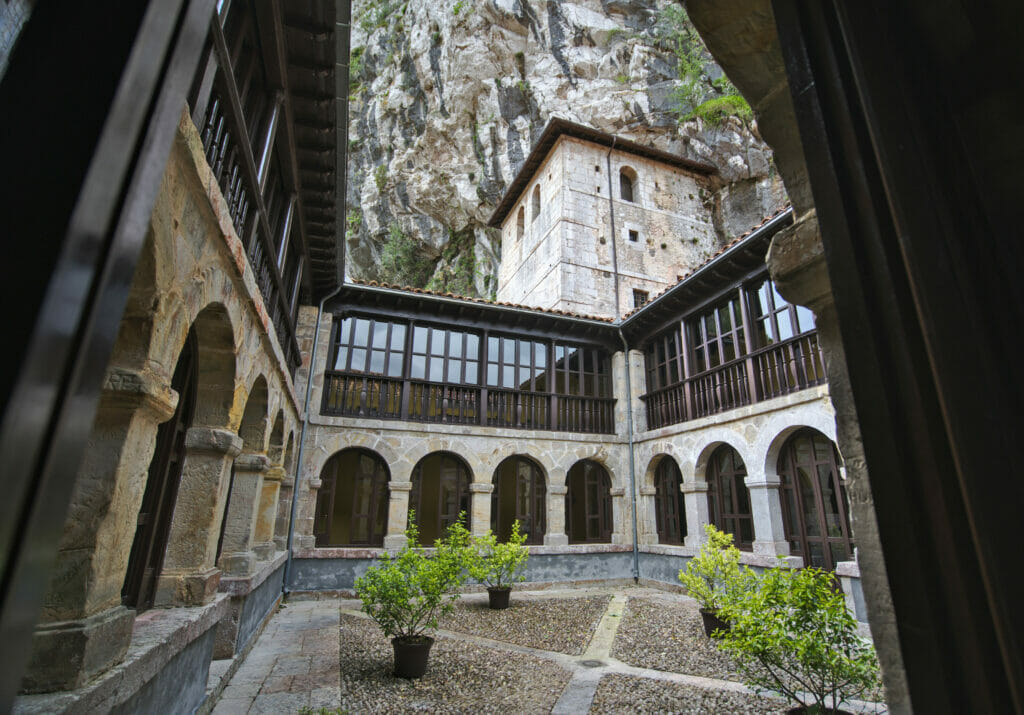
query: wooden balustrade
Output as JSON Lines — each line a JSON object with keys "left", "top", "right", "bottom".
{"left": 642, "top": 331, "right": 827, "bottom": 430}
{"left": 321, "top": 372, "right": 615, "bottom": 434}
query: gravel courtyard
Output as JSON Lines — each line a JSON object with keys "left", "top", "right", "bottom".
{"left": 208, "top": 586, "right": 871, "bottom": 714}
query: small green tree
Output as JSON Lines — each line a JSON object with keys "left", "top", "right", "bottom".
{"left": 717, "top": 566, "right": 883, "bottom": 713}
{"left": 467, "top": 520, "right": 530, "bottom": 589}
{"left": 355, "top": 513, "right": 471, "bottom": 641}
{"left": 678, "top": 524, "right": 754, "bottom": 613}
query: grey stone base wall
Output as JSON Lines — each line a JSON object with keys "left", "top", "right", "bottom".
{"left": 236, "top": 561, "right": 286, "bottom": 652}
{"left": 111, "top": 627, "right": 215, "bottom": 715}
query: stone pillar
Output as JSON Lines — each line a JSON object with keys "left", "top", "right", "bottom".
{"left": 638, "top": 485, "right": 658, "bottom": 545}
{"left": 294, "top": 469, "right": 320, "bottom": 550}
{"left": 612, "top": 350, "right": 648, "bottom": 435}
{"left": 469, "top": 483, "right": 494, "bottom": 537}
{"left": 156, "top": 427, "right": 242, "bottom": 606}
{"left": 682, "top": 480, "right": 711, "bottom": 548}
{"left": 745, "top": 471, "right": 791, "bottom": 557}
{"left": 22, "top": 366, "right": 176, "bottom": 693}
{"left": 218, "top": 453, "right": 271, "bottom": 575}
{"left": 273, "top": 472, "right": 295, "bottom": 551}
{"left": 383, "top": 480, "right": 412, "bottom": 549}
{"left": 253, "top": 465, "right": 284, "bottom": 560}
{"left": 610, "top": 487, "right": 629, "bottom": 544}
{"left": 544, "top": 485, "right": 569, "bottom": 546}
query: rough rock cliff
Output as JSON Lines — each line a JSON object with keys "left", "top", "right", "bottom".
{"left": 346, "top": 0, "right": 786, "bottom": 297}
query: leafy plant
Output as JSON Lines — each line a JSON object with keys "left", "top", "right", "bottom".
{"left": 717, "top": 566, "right": 884, "bottom": 713}
{"left": 453, "top": 0, "right": 465, "bottom": 15}
{"left": 688, "top": 95, "right": 753, "bottom": 125}
{"left": 467, "top": 520, "right": 530, "bottom": 589}
{"left": 678, "top": 524, "right": 754, "bottom": 613}
{"left": 354, "top": 513, "right": 471, "bottom": 641}
{"left": 374, "top": 163, "right": 388, "bottom": 193}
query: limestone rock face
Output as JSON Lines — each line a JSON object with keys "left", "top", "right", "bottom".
{"left": 347, "top": 0, "right": 785, "bottom": 296}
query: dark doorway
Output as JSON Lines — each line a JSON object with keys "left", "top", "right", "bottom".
{"left": 409, "top": 452, "right": 471, "bottom": 545}
{"left": 122, "top": 329, "right": 198, "bottom": 611}
{"left": 654, "top": 457, "right": 686, "bottom": 545}
{"left": 777, "top": 429, "right": 853, "bottom": 571}
{"left": 706, "top": 444, "right": 753, "bottom": 550}
{"left": 313, "top": 448, "right": 390, "bottom": 547}
{"left": 566, "top": 460, "right": 612, "bottom": 544}
{"left": 491, "top": 456, "right": 546, "bottom": 544}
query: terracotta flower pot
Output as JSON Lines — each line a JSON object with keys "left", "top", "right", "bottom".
{"left": 487, "top": 586, "right": 511, "bottom": 609}
{"left": 699, "top": 607, "right": 730, "bottom": 637}
{"left": 392, "top": 635, "right": 434, "bottom": 678}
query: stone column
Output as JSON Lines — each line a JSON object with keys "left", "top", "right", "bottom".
{"left": 544, "top": 485, "right": 569, "bottom": 546}
{"left": 23, "top": 366, "right": 176, "bottom": 693}
{"left": 156, "top": 427, "right": 242, "bottom": 607}
{"left": 253, "top": 465, "right": 285, "bottom": 560}
{"left": 218, "top": 453, "right": 271, "bottom": 575}
{"left": 682, "top": 480, "right": 711, "bottom": 548}
{"left": 273, "top": 472, "right": 295, "bottom": 551}
{"left": 294, "top": 469, "right": 320, "bottom": 550}
{"left": 638, "top": 485, "right": 658, "bottom": 544}
{"left": 745, "top": 471, "right": 791, "bottom": 557}
{"left": 469, "top": 483, "right": 494, "bottom": 537}
{"left": 383, "top": 480, "right": 412, "bottom": 549}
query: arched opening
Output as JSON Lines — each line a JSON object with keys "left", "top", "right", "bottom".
{"left": 313, "top": 448, "right": 390, "bottom": 547}
{"left": 409, "top": 451, "right": 471, "bottom": 545}
{"left": 491, "top": 456, "right": 546, "bottom": 544}
{"left": 531, "top": 184, "right": 541, "bottom": 222}
{"left": 777, "top": 428, "right": 854, "bottom": 570}
{"left": 619, "top": 166, "right": 637, "bottom": 202}
{"left": 516, "top": 205, "right": 525, "bottom": 240}
{"left": 122, "top": 328, "right": 198, "bottom": 611}
{"left": 566, "top": 460, "right": 612, "bottom": 544}
{"left": 653, "top": 456, "right": 686, "bottom": 545}
{"left": 706, "top": 444, "right": 753, "bottom": 551}
{"left": 268, "top": 410, "right": 284, "bottom": 466}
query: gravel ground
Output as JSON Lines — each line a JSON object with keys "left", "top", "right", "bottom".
{"left": 590, "top": 674, "right": 788, "bottom": 714}
{"left": 337, "top": 613, "right": 571, "bottom": 713}
{"left": 439, "top": 595, "right": 611, "bottom": 655}
{"left": 610, "top": 596, "right": 743, "bottom": 680}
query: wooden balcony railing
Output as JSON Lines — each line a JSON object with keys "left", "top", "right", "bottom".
{"left": 321, "top": 372, "right": 616, "bottom": 434}
{"left": 642, "top": 332, "right": 827, "bottom": 430}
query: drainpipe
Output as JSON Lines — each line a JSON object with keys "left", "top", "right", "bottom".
{"left": 606, "top": 142, "right": 640, "bottom": 584}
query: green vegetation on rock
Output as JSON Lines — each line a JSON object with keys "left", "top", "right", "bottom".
{"left": 426, "top": 229, "right": 476, "bottom": 297}
{"left": 380, "top": 222, "right": 434, "bottom": 287}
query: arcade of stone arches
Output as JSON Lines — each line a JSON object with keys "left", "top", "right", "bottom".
{"left": 312, "top": 427, "right": 854, "bottom": 571}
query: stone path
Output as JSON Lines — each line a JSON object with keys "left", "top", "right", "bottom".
{"left": 210, "top": 587, "right": 884, "bottom": 713}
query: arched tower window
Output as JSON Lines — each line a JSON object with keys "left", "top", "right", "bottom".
{"left": 516, "top": 206, "right": 525, "bottom": 240}
{"left": 777, "top": 428, "right": 854, "bottom": 570}
{"left": 706, "top": 444, "right": 753, "bottom": 550}
{"left": 531, "top": 184, "right": 541, "bottom": 222}
{"left": 619, "top": 166, "right": 637, "bottom": 202}
{"left": 491, "top": 456, "right": 546, "bottom": 544}
{"left": 566, "top": 460, "right": 612, "bottom": 543}
{"left": 409, "top": 452, "right": 471, "bottom": 545}
{"left": 313, "top": 448, "right": 390, "bottom": 547}
{"left": 654, "top": 457, "right": 686, "bottom": 545}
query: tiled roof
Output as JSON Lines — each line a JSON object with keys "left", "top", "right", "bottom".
{"left": 346, "top": 278, "right": 617, "bottom": 323}
{"left": 620, "top": 203, "right": 794, "bottom": 320}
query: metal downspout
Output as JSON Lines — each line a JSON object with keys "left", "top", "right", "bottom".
{"left": 606, "top": 142, "right": 640, "bottom": 584}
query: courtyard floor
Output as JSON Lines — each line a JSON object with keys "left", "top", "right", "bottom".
{"left": 209, "top": 586, "right": 879, "bottom": 714}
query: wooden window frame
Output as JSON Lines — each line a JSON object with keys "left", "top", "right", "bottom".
{"left": 491, "top": 456, "right": 546, "bottom": 545}
{"left": 654, "top": 458, "right": 686, "bottom": 545}
{"left": 706, "top": 444, "right": 754, "bottom": 551}
{"left": 409, "top": 452, "right": 472, "bottom": 545}
{"left": 566, "top": 460, "right": 613, "bottom": 544}
{"left": 313, "top": 448, "right": 390, "bottom": 548}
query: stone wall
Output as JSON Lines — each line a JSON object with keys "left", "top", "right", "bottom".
{"left": 496, "top": 136, "right": 719, "bottom": 318}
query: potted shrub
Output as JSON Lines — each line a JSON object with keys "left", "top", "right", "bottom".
{"left": 354, "top": 513, "right": 470, "bottom": 678}
{"left": 716, "top": 565, "right": 883, "bottom": 714}
{"left": 678, "top": 524, "right": 753, "bottom": 637}
{"left": 467, "top": 520, "right": 530, "bottom": 609}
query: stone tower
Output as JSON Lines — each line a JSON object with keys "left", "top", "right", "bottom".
{"left": 489, "top": 119, "right": 719, "bottom": 319}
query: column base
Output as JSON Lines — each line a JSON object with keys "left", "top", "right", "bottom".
{"left": 296, "top": 535, "right": 316, "bottom": 550}
{"left": 273, "top": 535, "right": 288, "bottom": 551}
{"left": 543, "top": 534, "right": 569, "bottom": 546}
{"left": 155, "top": 567, "right": 221, "bottom": 607}
{"left": 752, "top": 539, "right": 792, "bottom": 558}
{"left": 253, "top": 541, "right": 276, "bottom": 561}
{"left": 383, "top": 534, "right": 408, "bottom": 549}
{"left": 21, "top": 606, "right": 135, "bottom": 693}
{"left": 219, "top": 551, "right": 258, "bottom": 576}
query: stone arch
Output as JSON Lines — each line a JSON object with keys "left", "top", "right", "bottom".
{"left": 491, "top": 455, "right": 547, "bottom": 544}
{"left": 640, "top": 442, "right": 684, "bottom": 489}
{"left": 267, "top": 410, "right": 285, "bottom": 466}
{"left": 481, "top": 443, "right": 559, "bottom": 490}
{"left": 283, "top": 431, "right": 295, "bottom": 474}
{"left": 565, "top": 458, "right": 614, "bottom": 544}
{"left": 402, "top": 437, "right": 477, "bottom": 483}
{"left": 189, "top": 302, "right": 237, "bottom": 430}
{"left": 109, "top": 230, "right": 158, "bottom": 371}
{"left": 691, "top": 430, "right": 756, "bottom": 485}
{"left": 409, "top": 451, "right": 473, "bottom": 545}
{"left": 562, "top": 444, "right": 621, "bottom": 490}
{"left": 237, "top": 375, "right": 269, "bottom": 454}
{"left": 758, "top": 411, "right": 839, "bottom": 484}
{"left": 619, "top": 165, "right": 638, "bottom": 203}
{"left": 314, "top": 447, "right": 391, "bottom": 547}
{"left": 699, "top": 440, "right": 755, "bottom": 551}
{"left": 516, "top": 205, "right": 525, "bottom": 240}
{"left": 531, "top": 183, "right": 541, "bottom": 221}
{"left": 306, "top": 431, "right": 406, "bottom": 484}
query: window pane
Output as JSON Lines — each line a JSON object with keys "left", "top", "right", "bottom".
{"left": 704, "top": 313, "right": 717, "bottom": 339}
{"left": 430, "top": 329, "right": 445, "bottom": 356}
{"left": 448, "top": 360, "right": 462, "bottom": 382}
{"left": 694, "top": 345, "right": 706, "bottom": 373}
{"left": 502, "top": 365, "right": 514, "bottom": 388}
{"left": 390, "top": 323, "right": 406, "bottom": 348}
{"left": 338, "top": 317, "right": 352, "bottom": 344}
{"left": 466, "top": 333, "right": 479, "bottom": 359}
{"left": 722, "top": 335, "right": 736, "bottom": 362}
{"left": 369, "top": 350, "right": 385, "bottom": 373}
{"left": 488, "top": 336, "right": 499, "bottom": 359}
{"left": 757, "top": 282, "right": 771, "bottom": 315}
{"left": 707, "top": 341, "right": 720, "bottom": 368}
{"left": 411, "top": 354, "right": 425, "bottom": 379}
{"left": 795, "top": 305, "right": 815, "bottom": 333}
{"left": 353, "top": 319, "right": 370, "bottom": 346}
{"left": 465, "top": 362, "right": 478, "bottom": 384}
{"left": 387, "top": 353, "right": 403, "bottom": 377}
{"left": 413, "top": 326, "right": 428, "bottom": 352}
{"left": 718, "top": 305, "right": 732, "bottom": 333}
{"left": 486, "top": 363, "right": 498, "bottom": 386}
{"left": 350, "top": 348, "right": 366, "bottom": 371}
{"left": 450, "top": 334, "right": 463, "bottom": 358}
{"left": 429, "top": 360, "right": 443, "bottom": 382}
{"left": 518, "top": 366, "right": 531, "bottom": 388}
{"left": 333, "top": 346, "right": 348, "bottom": 370}
{"left": 777, "top": 312, "right": 794, "bottom": 341}
{"left": 372, "top": 324, "right": 387, "bottom": 349}
{"left": 535, "top": 342, "right": 546, "bottom": 367}
{"left": 758, "top": 317, "right": 773, "bottom": 345}
{"left": 502, "top": 338, "right": 515, "bottom": 362}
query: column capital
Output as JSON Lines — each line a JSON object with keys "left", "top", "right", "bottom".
{"left": 185, "top": 427, "right": 243, "bottom": 457}
{"left": 388, "top": 480, "right": 413, "bottom": 492}
{"left": 102, "top": 365, "right": 178, "bottom": 421}
{"left": 744, "top": 474, "right": 782, "bottom": 488}
{"left": 264, "top": 465, "right": 287, "bottom": 482}
{"left": 681, "top": 480, "right": 709, "bottom": 494}
{"left": 468, "top": 483, "right": 494, "bottom": 494}
{"left": 548, "top": 485, "right": 568, "bottom": 496}
{"left": 234, "top": 453, "right": 271, "bottom": 473}
{"left": 610, "top": 487, "right": 625, "bottom": 497}
{"left": 639, "top": 486, "right": 657, "bottom": 497}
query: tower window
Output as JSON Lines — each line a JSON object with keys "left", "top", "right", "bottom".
{"left": 516, "top": 206, "right": 525, "bottom": 240}
{"left": 633, "top": 289, "right": 649, "bottom": 308}
{"left": 531, "top": 184, "right": 541, "bottom": 222}
{"left": 619, "top": 166, "right": 638, "bottom": 202}
{"left": 628, "top": 229, "right": 639, "bottom": 243}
